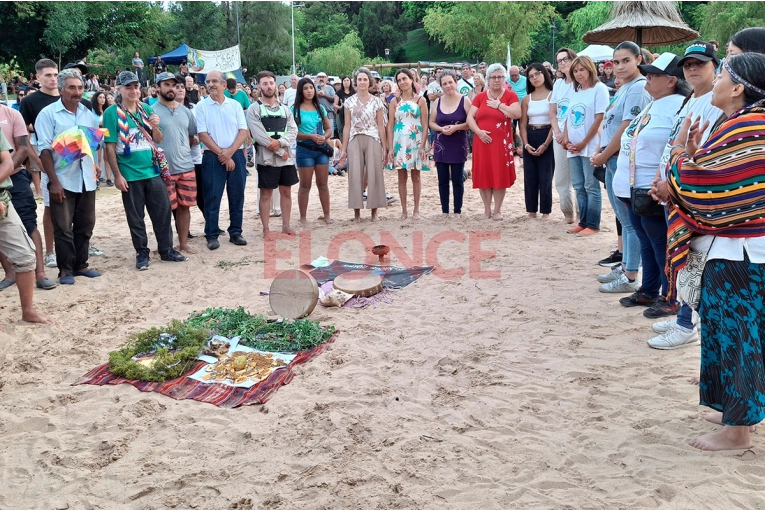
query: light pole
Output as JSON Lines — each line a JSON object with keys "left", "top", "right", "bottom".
{"left": 551, "top": 22, "right": 557, "bottom": 64}
{"left": 291, "top": 2, "right": 304, "bottom": 75}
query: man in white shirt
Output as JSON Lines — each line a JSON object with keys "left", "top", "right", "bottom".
{"left": 283, "top": 74, "right": 298, "bottom": 108}
{"left": 195, "top": 70, "right": 250, "bottom": 250}
{"left": 457, "top": 63, "right": 475, "bottom": 98}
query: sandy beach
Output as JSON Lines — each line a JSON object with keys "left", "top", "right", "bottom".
{"left": 0, "top": 164, "right": 761, "bottom": 509}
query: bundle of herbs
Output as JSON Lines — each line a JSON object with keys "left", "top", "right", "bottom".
{"left": 186, "top": 307, "right": 335, "bottom": 352}
{"left": 108, "top": 320, "right": 208, "bottom": 382}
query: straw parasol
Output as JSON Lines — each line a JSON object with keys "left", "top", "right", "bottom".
{"left": 582, "top": 1, "right": 699, "bottom": 47}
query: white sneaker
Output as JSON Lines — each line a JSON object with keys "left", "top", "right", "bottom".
{"left": 647, "top": 326, "right": 700, "bottom": 350}
{"left": 44, "top": 252, "right": 57, "bottom": 268}
{"left": 597, "top": 264, "right": 624, "bottom": 283}
{"left": 652, "top": 320, "right": 677, "bottom": 334}
{"left": 598, "top": 273, "right": 640, "bottom": 293}
{"left": 89, "top": 245, "right": 104, "bottom": 256}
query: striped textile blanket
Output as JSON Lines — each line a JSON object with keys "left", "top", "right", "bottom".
{"left": 72, "top": 333, "right": 336, "bottom": 408}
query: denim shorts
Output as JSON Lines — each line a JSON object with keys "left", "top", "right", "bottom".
{"left": 295, "top": 144, "right": 329, "bottom": 168}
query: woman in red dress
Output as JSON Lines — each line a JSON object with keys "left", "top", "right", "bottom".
{"left": 467, "top": 63, "right": 521, "bottom": 220}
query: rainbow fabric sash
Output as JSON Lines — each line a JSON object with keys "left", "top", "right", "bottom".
{"left": 116, "top": 102, "right": 152, "bottom": 155}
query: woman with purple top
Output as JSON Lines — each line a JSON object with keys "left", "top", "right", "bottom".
{"left": 429, "top": 71, "right": 472, "bottom": 217}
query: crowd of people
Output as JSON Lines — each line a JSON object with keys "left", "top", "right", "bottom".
{"left": 3, "top": 27, "right": 765, "bottom": 451}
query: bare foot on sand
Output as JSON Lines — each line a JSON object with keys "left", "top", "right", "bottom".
{"left": 282, "top": 226, "right": 297, "bottom": 236}
{"left": 541, "top": 214, "right": 550, "bottom": 220}
{"left": 22, "top": 310, "right": 52, "bottom": 324}
{"left": 483, "top": 212, "right": 492, "bottom": 219}
{"left": 689, "top": 426, "right": 752, "bottom": 451}
{"left": 319, "top": 216, "right": 335, "bottom": 225}
{"left": 492, "top": 213, "right": 504, "bottom": 221}
{"left": 299, "top": 218, "right": 309, "bottom": 228}
{"left": 565, "top": 216, "right": 575, "bottom": 224}
{"left": 352, "top": 216, "right": 362, "bottom": 223}
{"left": 527, "top": 213, "right": 537, "bottom": 219}
{"left": 701, "top": 411, "right": 757, "bottom": 432}
{"left": 412, "top": 211, "right": 420, "bottom": 220}
{"left": 400, "top": 213, "right": 408, "bottom": 221}
{"left": 179, "top": 245, "right": 198, "bottom": 255}
{"left": 441, "top": 213, "right": 449, "bottom": 218}
{"left": 264, "top": 229, "right": 276, "bottom": 242}
{"left": 371, "top": 216, "right": 382, "bottom": 222}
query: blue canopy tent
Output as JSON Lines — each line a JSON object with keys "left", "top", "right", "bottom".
{"left": 148, "top": 44, "right": 190, "bottom": 65}
{"left": 195, "top": 69, "right": 246, "bottom": 85}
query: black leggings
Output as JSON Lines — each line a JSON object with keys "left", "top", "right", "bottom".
{"left": 435, "top": 162, "right": 465, "bottom": 214}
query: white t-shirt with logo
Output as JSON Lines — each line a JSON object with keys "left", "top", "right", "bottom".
{"left": 657, "top": 89, "right": 722, "bottom": 181}
{"left": 551, "top": 78, "right": 576, "bottom": 133}
{"left": 565, "top": 82, "right": 610, "bottom": 158}
{"left": 612, "top": 93, "right": 685, "bottom": 198}
{"left": 457, "top": 77, "right": 474, "bottom": 97}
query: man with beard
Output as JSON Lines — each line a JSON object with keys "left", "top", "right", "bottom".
{"left": 153, "top": 72, "right": 198, "bottom": 254}
{"left": 35, "top": 68, "right": 102, "bottom": 285}
{"left": 246, "top": 70, "right": 298, "bottom": 241}
{"left": 195, "top": 70, "right": 249, "bottom": 250}
{"left": 103, "top": 71, "right": 187, "bottom": 270}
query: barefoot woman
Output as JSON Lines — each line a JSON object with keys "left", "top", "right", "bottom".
{"left": 387, "top": 68, "right": 429, "bottom": 220}
{"left": 467, "top": 63, "right": 521, "bottom": 220}
{"left": 667, "top": 53, "right": 765, "bottom": 451}
{"left": 293, "top": 77, "right": 333, "bottom": 226}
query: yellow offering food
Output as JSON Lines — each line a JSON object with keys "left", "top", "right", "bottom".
{"left": 203, "top": 351, "right": 287, "bottom": 385}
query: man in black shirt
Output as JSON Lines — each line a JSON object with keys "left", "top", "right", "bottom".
{"left": 154, "top": 56, "right": 167, "bottom": 78}
{"left": 19, "top": 58, "right": 60, "bottom": 269}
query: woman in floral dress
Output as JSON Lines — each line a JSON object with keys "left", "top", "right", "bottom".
{"left": 387, "top": 68, "right": 429, "bottom": 220}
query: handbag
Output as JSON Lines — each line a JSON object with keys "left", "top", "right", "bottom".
{"left": 676, "top": 238, "right": 715, "bottom": 311}
{"left": 627, "top": 101, "right": 662, "bottom": 216}
{"left": 297, "top": 140, "right": 334, "bottom": 157}
{"left": 593, "top": 165, "right": 606, "bottom": 183}
{"left": 630, "top": 187, "right": 665, "bottom": 217}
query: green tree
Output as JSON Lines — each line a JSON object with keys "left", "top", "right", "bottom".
{"left": 307, "top": 31, "right": 365, "bottom": 76}
{"left": 424, "top": 2, "right": 556, "bottom": 63}
{"left": 698, "top": 2, "right": 765, "bottom": 49}
{"left": 355, "top": 2, "right": 410, "bottom": 58}
{"left": 565, "top": 1, "right": 614, "bottom": 41}
{"left": 300, "top": 2, "right": 353, "bottom": 50}
{"left": 235, "top": 2, "right": 293, "bottom": 74}
{"left": 168, "top": 1, "right": 226, "bottom": 50}
{"left": 43, "top": 3, "right": 88, "bottom": 67}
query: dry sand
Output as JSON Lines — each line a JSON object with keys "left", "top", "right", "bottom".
{"left": 0, "top": 163, "right": 761, "bottom": 509}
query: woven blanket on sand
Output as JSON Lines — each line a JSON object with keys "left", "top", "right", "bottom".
{"left": 72, "top": 334, "right": 336, "bottom": 408}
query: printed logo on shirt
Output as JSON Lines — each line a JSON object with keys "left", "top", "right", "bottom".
{"left": 630, "top": 105, "right": 642, "bottom": 116}
{"left": 459, "top": 85, "right": 470, "bottom": 96}
{"left": 557, "top": 99, "right": 570, "bottom": 120}
{"left": 569, "top": 104, "right": 587, "bottom": 128}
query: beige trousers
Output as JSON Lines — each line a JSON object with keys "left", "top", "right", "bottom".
{"left": 347, "top": 135, "right": 386, "bottom": 210}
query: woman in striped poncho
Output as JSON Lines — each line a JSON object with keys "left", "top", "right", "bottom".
{"left": 666, "top": 52, "right": 765, "bottom": 451}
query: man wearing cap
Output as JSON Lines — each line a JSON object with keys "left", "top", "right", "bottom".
{"left": 246, "top": 70, "right": 298, "bottom": 241}
{"left": 315, "top": 72, "right": 337, "bottom": 136}
{"left": 196, "top": 70, "right": 250, "bottom": 250}
{"left": 154, "top": 72, "right": 198, "bottom": 254}
{"left": 0, "top": 131, "right": 50, "bottom": 323}
{"left": 103, "top": 70, "right": 187, "bottom": 270}
{"left": 35, "top": 68, "right": 102, "bottom": 285}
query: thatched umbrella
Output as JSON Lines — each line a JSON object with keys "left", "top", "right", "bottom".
{"left": 583, "top": 1, "right": 699, "bottom": 47}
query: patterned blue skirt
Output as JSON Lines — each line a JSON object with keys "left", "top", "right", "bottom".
{"left": 698, "top": 254, "right": 765, "bottom": 426}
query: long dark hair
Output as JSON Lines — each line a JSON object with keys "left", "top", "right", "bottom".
{"left": 525, "top": 63, "right": 553, "bottom": 94}
{"left": 728, "top": 53, "right": 765, "bottom": 106}
{"left": 730, "top": 28, "right": 765, "bottom": 55}
{"left": 293, "top": 77, "right": 325, "bottom": 127}
{"left": 91, "top": 91, "right": 106, "bottom": 115}
{"left": 341, "top": 75, "right": 355, "bottom": 94}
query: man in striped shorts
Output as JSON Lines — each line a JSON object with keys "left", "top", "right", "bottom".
{"left": 154, "top": 72, "right": 198, "bottom": 254}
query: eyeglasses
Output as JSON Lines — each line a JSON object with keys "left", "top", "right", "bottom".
{"left": 556, "top": 57, "right": 571, "bottom": 65}
{"left": 489, "top": 75, "right": 504, "bottom": 80}
{"left": 528, "top": 72, "right": 543, "bottom": 79}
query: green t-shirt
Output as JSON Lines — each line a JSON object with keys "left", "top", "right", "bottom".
{"left": 103, "top": 103, "right": 159, "bottom": 182}
{"left": 224, "top": 89, "right": 251, "bottom": 110}
{"left": 0, "top": 130, "right": 12, "bottom": 189}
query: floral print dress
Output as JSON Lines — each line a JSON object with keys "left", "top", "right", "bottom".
{"left": 388, "top": 96, "right": 428, "bottom": 171}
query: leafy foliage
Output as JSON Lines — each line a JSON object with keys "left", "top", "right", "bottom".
{"left": 108, "top": 320, "right": 209, "bottom": 382}
{"left": 423, "top": 1, "right": 556, "bottom": 63}
{"left": 355, "top": 2, "right": 411, "bottom": 58}
{"left": 307, "top": 31, "right": 366, "bottom": 76}
{"left": 698, "top": 2, "right": 765, "bottom": 50}
{"left": 185, "top": 307, "right": 335, "bottom": 353}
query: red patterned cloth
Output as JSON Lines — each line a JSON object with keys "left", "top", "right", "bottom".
{"left": 72, "top": 334, "right": 336, "bottom": 408}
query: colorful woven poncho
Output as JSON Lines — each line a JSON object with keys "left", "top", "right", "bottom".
{"left": 665, "top": 105, "right": 765, "bottom": 300}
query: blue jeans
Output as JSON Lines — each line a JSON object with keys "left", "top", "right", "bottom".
{"left": 624, "top": 197, "right": 668, "bottom": 299}
{"left": 201, "top": 150, "right": 246, "bottom": 239}
{"left": 605, "top": 155, "right": 640, "bottom": 273}
{"left": 435, "top": 162, "right": 465, "bottom": 214}
{"left": 569, "top": 156, "right": 601, "bottom": 230}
